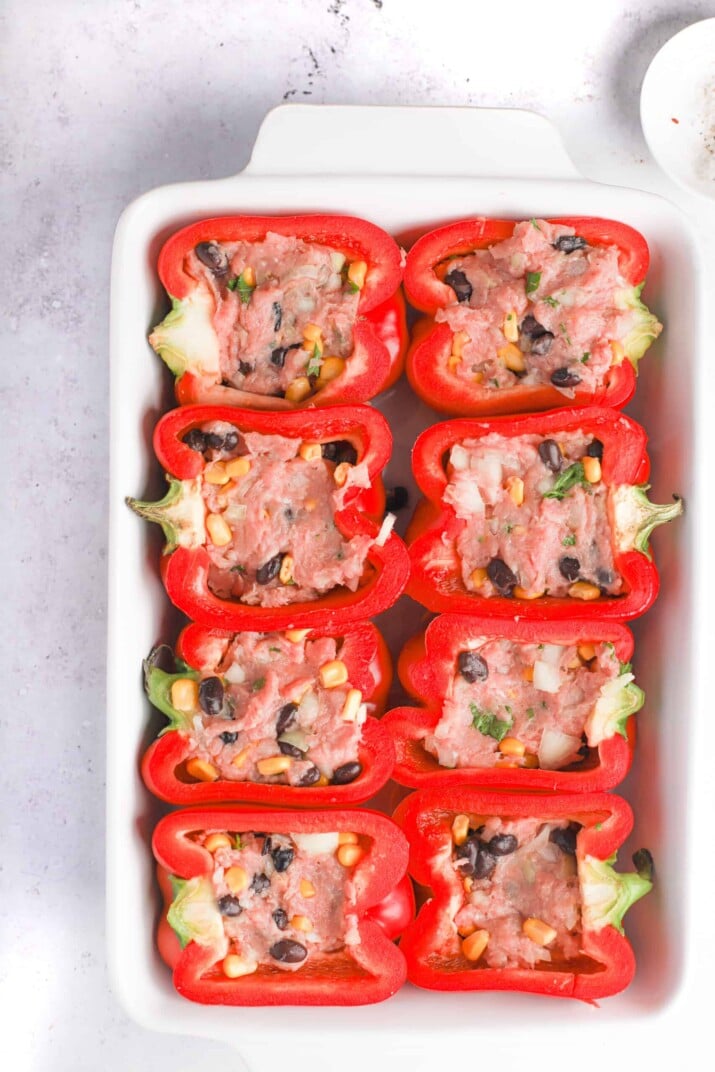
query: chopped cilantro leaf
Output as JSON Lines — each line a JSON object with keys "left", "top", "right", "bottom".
{"left": 347, "top": 280, "right": 360, "bottom": 294}
{"left": 226, "top": 276, "right": 239, "bottom": 291}
{"left": 543, "top": 461, "right": 589, "bottom": 501}
{"left": 470, "top": 703, "right": 512, "bottom": 742}
{"left": 251, "top": 677, "right": 266, "bottom": 692}
{"left": 581, "top": 351, "right": 591, "bottom": 363}
{"left": 230, "top": 564, "right": 247, "bottom": 574}
{"left": 543, "top": 295, "right": 559, "bottom": 308}
{"left": 526, "top": 707, "right": 535, "bottom": 720}
{"left": 490, "top": 377, "right": 500, "bottom": 387}
{"left": 235, "top": 273, "right": 255, "bottom": 304}
{"left": 306, "top": 344, "right": 323, "bottom": 378}
{"left": 559, "top": 322, "right": 572, "bottom": 346}
{"left": 530, "top": 218, "right": 542, "bottom": 231}
{"left": 526, "top": 271, "right": 541, "bottom": 295}
{"left": 268, "top": 646, "right": 281, "bottom": 653}
{"left": 562, "top": 533, "right": 576, "bottom": 546}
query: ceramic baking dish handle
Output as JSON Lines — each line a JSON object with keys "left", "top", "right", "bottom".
{"left": 245, "top": 104, "right": 580, "bottom": 180}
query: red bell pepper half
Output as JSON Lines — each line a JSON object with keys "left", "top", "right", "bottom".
{"left": 407, "top": 406, "right": 682, "bottom": 621}
{"left": 127, "top": 403, "right": 410, "bottom": 630}
{"left": 403, "top": 216, "right": 657, "bottom": 417}
{"left": 142, "top": 621, "right": 395, "bottom": 805}
{"left": 395, "top": 788, "right": 653, "bottom": 1001}
{"left": 153, "top": 807, "right": 410, "bottom": 1005}
{"left": 149, "top": 214, "right": 406, "bottom": 410}
{"left": 384, "top": 614, "right": 641, "bottom": 792}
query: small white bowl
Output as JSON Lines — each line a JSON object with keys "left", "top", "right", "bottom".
{"left": 640, "top": 18, "right": 715, "bottom": 199}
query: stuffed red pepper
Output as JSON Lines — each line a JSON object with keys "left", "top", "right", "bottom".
{"left": 396, "top": 788, "right": 652, "bottom": 1001}
{"left": 407, "top": 407, "right": 682, "bottom": 621}
{"left": 404, "top": 216, "right": 661, "bottom": 416}
{"left": 127, "top": 404, "right": 410, "bottom": 630}
{"left": 153, "top": 807, "right": 411, "bottom": 1005}
{"left": 384, "top": 615, "right": 642, "bottom": 792}
{"left": 142, "top": 621, "right": 395, "bottom": 804}
{"left": 149, "top": 214, "right": 406, "bottom": 409}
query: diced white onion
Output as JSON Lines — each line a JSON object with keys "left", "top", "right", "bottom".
{"left": 279, "top": 729, "right": 309, "bottom": 752}
{"left": 538, "top": 729, "right": 582, "bottom": 770}
{"left": 224, "top": 663, "right": 246, "bottom": 685}
{"left": 224, "top": 502, "right": 247, "bottom": 524}
{"left": 450, "top": 445, "right": 470, "bottom": 471}
{"left": 298, "top": 689, "right": 319, "bottom": 724}
{"left": 375, "top": 512, "right": 396, "bottom": 547}
{"left": 471, "top": 452, "right": 503, "bottom": 501}
{"left": 541, "top": 644, "right": 564, "bottom": 666}
{"left": 330, "top": 252, "right": 346, "bottom": 272}
{"left": 291, "top": 832, "right": 340, "bottom": 855}
{"left": 533, "top": 659, "right": 562, "bottom": 694}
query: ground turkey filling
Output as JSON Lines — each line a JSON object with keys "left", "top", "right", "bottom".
{"left": 452, "top": 816, "right": 582, "bottom": 969}
{"left": 195, "top": 830, "right": 361, "bottom": 974}
{"left": 425, "top": 639, "right": 620, "bottom": 770}
{"left": 187, "top": 233, "right": 361, "bottom": 395}
{"left": 436, "top": 218, "right": 646, "bottom": 392}
{"left": 184, "top": 631, "right": 366, "bottom": 787}
{"left": 185, "top": 420, "right": 374, "bottom": 607}
{"left": 444, "top": 430, "right": 622, "bottom": 599}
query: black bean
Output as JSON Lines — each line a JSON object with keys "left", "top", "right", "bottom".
{"left": 299, "top": 765, "right": 321, "bottom": 786}
{"left": 553, "top": 234, "right": 588, "bottom": 254}
{"left": 473, "top": 847, "right": 497, "bottom": 880}
{"left": 261, "top": 836, "right": 273, "bottom": 856}
{"left": 198, "top": 676, "right": 224, "bottom": 716}
{"left": 385, "top": 486, "right": 409, "bottom": 512}
{"left": 272, "top": 846, "right": 294, "bottom": 872}
{"left": 551, "top": 367, "right": 582, "bottom": 388}
{"left": 486, "top": 557, "right": 517, "bottom": 596}
{"left": 444, "top": 268, "right": 473, "bottom": 303}
{"left": 520, "top": 314, "right": 547, "bottom": 339}
{"left": 457, "top": 651, "right": 489, "bottom": 683}
{"left": 279, "top": 741, "right": 303, "bottom": 758}
{"left": 596, "top": 567, "right": 615, "bottom": 586}
{"left": 182, "top": 429, "right": 209, "bottom": 453}
{"left": 487, "top": 834, "right": 518, "bottom": 856}
{"left": 256, "top": 554, "right": 283, "bottom": 585}
{"left": 205, "top": 432, "right": 225, "bottom": 450}
{"left": 559, "top": 556, "right": 581, "bottom": 581}
{"left": 321, "top": 440, "right": 358, "bottom": 466}
{"left": 273, "top": 908, "right": 289, "bottom": 930}
{"left": 195, "top": 241, "right": 229, "bottom": 274}
{"left": 331, "top": 762, "right": 362, "bottom": 785}
{"left": 586, "top": 438, "right": 604, "bottom": 461}
{"left": 530, "top": 331, "right": 554, "bottom": 356}
{"left": 538, "top": 439, "right": 563, "bottom": 473}
{"left": 222, "top": 431, "right": 240, "bottom": 452}
{"left": 238, "top": 361, "right": 253, "bottom": 376}
{"left": 219, "top": 731, "right": 238, "bottom": 745}
{"left": 454, "top": 837, "right": 479, "bottom": 876}
{"left": 549, "top": 824, "right": 579, "bottom": 855}
{"left": 270, "top": 347, "right": 287, "bottom": 368}
{"left": 272, "top": 302, "right": 282, "bottom": 332}
{"left": 270, "top": 939, "right": 307, "bottom": 964}
{"left": 251, "top": 873, "right": 271, "bottom": 894}
{"left": 217, "top": 895, "right": 243, "bottom": 917}
{"left": 276, "top": 702, "right": 299, "bottom": 736}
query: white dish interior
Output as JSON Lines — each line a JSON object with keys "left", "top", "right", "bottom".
{"left": 108, "top": 107, "right": 705, "bottom": 1066}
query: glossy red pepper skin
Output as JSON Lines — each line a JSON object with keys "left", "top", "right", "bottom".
{"left": 407, "top": 406, "right": 657, "bottom": 622}
{"left": 395, "top": 789, "right": 639, "bottom": 1001}
{"left": 383, "top": 614, "right": 636, "bottom": 792}
{"left": 158, "top": 214, "right": 406, "bottom": 409}
{"left": 404, "top": 217, "right": 650, "bottom": 417}
{"left": 142, "top": 621, "right": 396, "bottom": 805}
{"left": 153, "top": 807, "right": 410, "bottom": 1005}
{"left": 152, "top": 404, "right": 410, "bottom": 630}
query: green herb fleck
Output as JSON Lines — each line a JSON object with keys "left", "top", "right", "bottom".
{"left": 543, "top": 461, "right": 588, "bottom": 501}
{"left": 559, "top": 322, "right": 572, "bottom": 346}
{"left": 306, "top": 344, "right": 323, "bottom": 378}
{"left": 581, "top": 351, "right": 591, "bottom": 363}
{"left": 504, "top": 705, "right": 512, "bottom": 715}
{"left": 470, "top": 703, "right": 512, "bottom": 742}
{"left": 230, "top": 564, "right": 247, "bottom": 574}
{"left": 541, "top": 700, "right": 548, "bottom": 709}
{"left": 504, "top": 522, "right": 513, "bottom": 534}
{"left": 490, "top": 377, "right": 500, "bottom": 388}
{"left": 226, "top": 276, "right": 239, "bottom": 291}
{"left": 526, "top": 271, "right": 541, "bottom": 296}
{"left": 619, "top": 660, "right": 633, "bottom": 675}
{"left": 543, "top": 295, "right": 559, "bottom": 308}
{"left": 595, "top": 822, "right": 603, "bottom": 831}
{"left": 251, "top": 677, "right": 266, "bottom": 692}
{"left": 562, "top": 533, "right": 576, "bottom": 547}
{"left": 268, "top": 646, "right": 281, "bottom": 653}
{"left": 530, "top": 219, "right": 542, "bottom": 231}
{"left": 233, "top": 834, "right": 242, "bottom": 850}
{"left": 236, "top": 272, "right": 255, "bottom": 304}
{"left": 347, "top": 280, "right": 360, "bottom": 294}
{"left": 526, "top": 707, "right": 535, "bottom": 721}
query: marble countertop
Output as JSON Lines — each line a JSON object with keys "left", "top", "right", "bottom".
{"left": 4, "top": 1, "right": 715, "bottom": 1069}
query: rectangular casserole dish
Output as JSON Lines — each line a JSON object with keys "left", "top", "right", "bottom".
{"left": 108, "top": 104, "right": 706, "bottom": 1069}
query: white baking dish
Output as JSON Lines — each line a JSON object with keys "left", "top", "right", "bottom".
{"left": 107, "top": 105, "right": 709, "bottom": 1069}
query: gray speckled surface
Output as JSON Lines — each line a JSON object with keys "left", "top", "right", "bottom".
{"left": 3, "top": 1, "right": 714, "bottom": 1068}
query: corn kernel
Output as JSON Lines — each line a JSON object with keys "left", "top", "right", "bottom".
{"left": 578, "top": 643, "right": 597, "bottom": 662}
{"left": 503, "top": 310, "right": 519, "bottom": 343}
{"left": 206, "top": 513, "right": 232, "bottom": 547}
{"left": 291, "top": 915, "right": 313, "bottom": 932}
{"left": 463, "top": 877, "right": 474, "bottom": 894}
{"left": 448, "top": 353, "right": 462, "bottom": 371}
{"left": 507, "top": 476, "right": 524, "bottom": 506}
{"left": 341, "top": 688, "right": 363, "bottom": 723}
{"left": 170, "top": 677, "right": 199, "bottom": 712}
{"left": 319, "top": 660, "right": 349, "bottom": 688}
{"left": 225, "top": 866, "right": 249, "bottom": 894}
{"left": 338, "top": 832, "right": 359, "bottom": 846}
{"left": 523, "top": 752, "right": 539, "bottom": 769}
{"left": 522, "top": 917, "right": 558, "bottom": 946}
{"left": 317, "top": 774, "right": 330, "bottom": 787}
{"left": 204, "top": 833, "right": 232, "bottom": 853}
{"left": 204, "top": 462, "right": 230, "bottom": 485}
{"left": 185, "top": 757, "right": 219, "bottom": 782}
{"left": 451, "top": 330, "right": 470, "bottom": 359}
{"left": 300, "top": 878, "right": 316, "bottom": 899}
{"left": 458, "top": 921, "right": 478, "bottom": 938}
{"left": 582, "top": 455, "right": 602, "bottom": 483}
{"left": 241, "top": 265, "right": 256, "bottom": 287}
{"left": 279, "top": 554, "right": 294, "bottom": 585}
{"left": 513, "top": 586, "right": 545, "bottom": 600}
{"left": 256, "top": 755, "right": 292, "bottom": 776}
{"left": 497, "top": 342, "right": 525, "bottom": 372}
{"left": 285, "top": 377, "right": 312, "bottom": 403}
{"left": 222, "top": 954, "right": 257, "bottom": 978}
{"left": 451, "top": 814, "right": 470, "bottom": 846}
{"left": 304, "top": 498, "right": 317, "bottom": 512}
{"left": 285, "top": 629, "right": 310, "bottom": 643}
{"left": 347, "top": 260, "right": 368, "bottom": 289}
{"left": 498, "top": 737, "right": 526, "bottom": 758}
{"left": 231, "top": 747, "right": 251, "bottom": 769}
{"left": 337, "top": 843, "right": 364, "bottom": 867}
{"left": 299, "top": 442, "right": 323, "bottom": 462}
{"left": 316, "top": 356, "right": 346, "bottom": 384}
{"left": 569, "top": 581, "right": 601, "bottom": 601}
{"left": 462, "top": 930, "right": 490, "bottom": 962}
{"left": 303, "top": 322, "right": 323, "bottom": 343}
{"left": 470, "top": 567, "right": 488, "bottom": 588}
{"left": 333, "top": 461, "right": 351, "bottom": 487}
{"left": 225, "top": 456, "right": 251, "bottom": 479}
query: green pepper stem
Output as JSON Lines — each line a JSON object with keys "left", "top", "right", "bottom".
{"left": 612, "top": 484, "right": 683, "bottom": 559}
{"left": 126, "top": 476, "right": 205, "bottom": 553}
